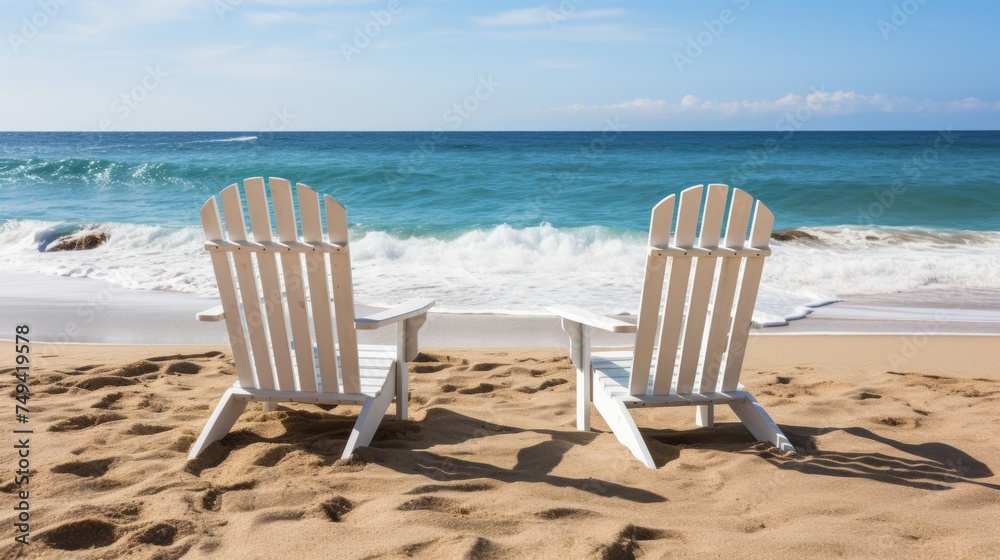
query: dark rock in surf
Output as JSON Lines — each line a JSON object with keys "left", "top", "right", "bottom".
{"left": 47, "top": 231, "right": 110, "bottom": 252}
{"left": 771, "top": 229, "right": 818, "bottom": 242}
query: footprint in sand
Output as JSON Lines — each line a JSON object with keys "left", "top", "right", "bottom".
{"left": 131, "top": 522, "right": 179, "bottom": 546}
{"left": 35, "top": 373, "right": 65, "bottom": 384}
{"left": 397, "top": 496, "right": 469, "bottom": 515}
{"left": 410, "top": 352, "right": 466, "bottom": 374}
{"left": 125, "top": 423, "right": 173, "bottom": 436}
{"left": 137, "top": 394, "right": 170, "bottom": 413}
{"left": 887, "top": 371, "right": 1000, "bottom": 398}
{"left": 75, "top": 376, "right": 137, "bottom": 391}
{"left": 536, "top": 507, "right": 594, "bottom": 520}
{"left": 599, "top": 525, "right": 673, "bottom": 560}
{"left": 406, "top": 482, "right": 494, "bottom": 494}
{"left": 517, "top": 378, "right": 568, "bottom": 394}
{"left": 395, "top": 537, "right": 498, "bottom": 560}
{"left": 92, "top": 392, "right": 124, "bottom": 410}
{"left": 319, "top": 496, "right": 354, "bottom": 522}
{"left": 457, "top": 383, "right": 496, "bottom": 395}
{"left": 412, "top": 363, "right": 450, "bottom": 373}
{"left": 147, "top": 350, "right": 223, "bottom": 362}
{"left": 37, "top": 519, "right": 119, "bottom": 551}
{"left": 52, "top": 458, "right": 114, "bottom": 478}
{"left": 48, "top": 412, "right": 126, "bottom": 432}
{"left": 165, "top": 361, "right": 202, "bottom": 374}
{"left": 117, "top": 360, "right": 160, "bottom": 377}
{"left": 202, "top": 481, "right": 256, "bottom": 512}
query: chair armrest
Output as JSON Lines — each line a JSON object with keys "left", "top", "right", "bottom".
{"left": 355, "top": 298, "right": 436, "bottom": 330}
{"left": 548, "top": 304, "right": 636, "bottom": 333}
{"left": 196, "top": 305, "right": 225, "bottom": 322}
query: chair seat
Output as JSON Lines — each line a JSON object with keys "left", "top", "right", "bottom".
{"left": 282, "top": 343, "right": 396, "bottom": 397}
{"left": 592, "top": 352, "right": 747, "bottom": 407}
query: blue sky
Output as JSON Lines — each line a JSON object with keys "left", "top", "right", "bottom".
{"left": 2, "top": 0, "right": 998, "bottom": 130}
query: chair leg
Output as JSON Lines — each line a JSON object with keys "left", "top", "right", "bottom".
{"left": 188, "top": 389, "right": 249, "bottom": 460}
{"left": 395, "top": 359, "right": 409, "bottom": 421}
{"left": 396, "top": 322, "right": 409, "bottom": 421}
{"left": 593, "top": 386, "right": 656, "bottom": 468}
{"left": 396, "top": 315, "right": 425, "bottom": 421}
{"left": 577, "top": 361, "right": 592, "bottom": 432}
{"left": 729, "top": 393, "right": 795, "bottom": 452}
{"left": 695, "top": 404, "right": 714, "bottom": 427}
{"left": 560, "top": 318, "right": 592, "bottom": 431}
{"left": 341, "top": 378, "right": 395, "bottom": 460}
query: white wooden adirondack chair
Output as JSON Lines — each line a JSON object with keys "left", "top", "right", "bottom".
{"left": 188, "top": 177, "right": 434, "bottom": 461}
{"left": 550, "top": 184, "right": 794, "bottom": 468}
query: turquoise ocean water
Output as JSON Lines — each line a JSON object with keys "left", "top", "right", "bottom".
{"left": 1, "top": 131, "right": 998, "bottom": 322}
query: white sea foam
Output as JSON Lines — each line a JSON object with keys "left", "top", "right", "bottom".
{"left": 0, "top": 220, "right": 213, "bottom": 294}
{"left": 2, "top": 220, "right": 998, "bottom": 327}
{"left": 200, "top": 135, "right": 258, "bottom": 143}
{"left": 764, "top": 226, "right": 1000, "bottom": 298}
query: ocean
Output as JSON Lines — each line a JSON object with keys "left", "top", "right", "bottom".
{"left": 1, "top": 131, "right": 998, "bottom": 325}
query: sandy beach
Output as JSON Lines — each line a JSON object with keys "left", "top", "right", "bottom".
{"left": 2, "top": 335, "right": 997, "bottom": 559}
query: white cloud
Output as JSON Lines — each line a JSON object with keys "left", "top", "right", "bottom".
{"left": 472, "top": 7, "right": 550, "bottom": 26}
{"left": 427, "top": 23, "right": 654, "bottom": 44}
{"left": 244, "top": 10, "right": 318, "bottom": 26}
{"left": 573, "top": 9, "right": 627, "bottom": 20}
{"left": 35, "top": 0, "right": 206, "bottom": 40}
{"left": 472, "top": 6, "right": 624, "bottom": 26}
{"left": 549, "top": 91, "right": 1000, "bottom": 116}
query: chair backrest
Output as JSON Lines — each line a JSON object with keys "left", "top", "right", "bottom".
{"left": 629, "top": 184, "right": 773, "bottom": 397}
{"left": 200, "top": 177, "right": 362, "bottom": 394}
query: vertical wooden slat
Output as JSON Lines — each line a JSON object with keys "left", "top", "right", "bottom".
{"left": 245, "top": 177, "right": 295, "bottom": 391}
{"left": 629, "top": 195, "right": 674, "bottom": 395}
{"left": 324, "top": 193, "right": 361, "bottom": 394}
{"left": 721, "top": 200, "right": 774, "bottom": 391}
{"left": 675, "top": 184, "right": 727, "bottom": 395}
{"left": 271, "top": 178, "right": 317, "bottom": 392}
{"left": 298, "top": 185, "right": 340, "bottom": 392}
{"left": 651, "top": 185, "right": 702, "bottom": 395}
{"left": 701, "top": 188, "right": 753, "bottom": 393}
{"left": 200, "top": 195, "right": 255, "bottom": 388}
{"left": 220, "top": 184, "right": 274, "bottom": 390}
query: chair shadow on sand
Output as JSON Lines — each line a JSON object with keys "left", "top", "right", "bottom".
{"left": 647, "top": 422, "right": 999, "bottom": 491}
{"left": 185, "top": 406, "right": 667, "bottom": 504}
{"left": 186, "top": 402, "right": 996, "bottom": 497}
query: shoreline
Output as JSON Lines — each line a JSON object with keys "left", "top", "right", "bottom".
{"left": 2, "top": 270, "right": 999, "bottom": 346}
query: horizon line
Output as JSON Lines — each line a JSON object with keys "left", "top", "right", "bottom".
{"left": 2, "top": 129, "right": 996, "bottom": 133}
